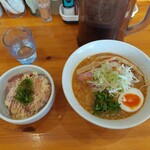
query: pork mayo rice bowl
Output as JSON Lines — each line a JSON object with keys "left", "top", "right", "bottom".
{"left": 0, "top": 65, "right": 55, "bottom": 125}
{"left": 62, "top": 40, "right": 150, "bottom": 129}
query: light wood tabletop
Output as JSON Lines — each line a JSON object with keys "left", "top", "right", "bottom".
{"left": 0, "top": 1, "right": 150, "bottom": 150}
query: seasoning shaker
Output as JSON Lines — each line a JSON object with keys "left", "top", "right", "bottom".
{"left": 36, "top": 0, "right": 52, "bottom": 22}
{"left": 62, "top": 0, "right": 75, "bottom": 15}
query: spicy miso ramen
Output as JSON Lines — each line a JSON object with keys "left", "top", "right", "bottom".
{"left": 72, "top": 53, "right": 147, "bottom": 120}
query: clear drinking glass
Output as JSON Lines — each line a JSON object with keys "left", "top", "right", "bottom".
{"left": 2, "top": 27, "right": 37, "bottom": 64}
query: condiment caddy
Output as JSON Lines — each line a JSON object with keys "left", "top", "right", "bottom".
{"left": 59, "top": 0, "right": 79, "bottom": 23}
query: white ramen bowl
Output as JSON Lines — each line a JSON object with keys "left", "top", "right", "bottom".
{"left": 0, "top": 65, "right": 55, "bottom": 125}
{"left": 62, "top": 40, "right": 150, "bottom": 129}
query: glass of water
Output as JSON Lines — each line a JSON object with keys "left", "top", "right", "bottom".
{"left": 2, "top": 27, "right": 37, "bottom": 64}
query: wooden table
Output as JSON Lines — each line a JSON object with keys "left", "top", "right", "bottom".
{"left": 0, "top": 1, "right": 150, "bottom": 150}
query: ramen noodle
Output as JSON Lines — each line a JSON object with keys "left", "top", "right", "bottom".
{"left": 72, "top": 53, "right": 147, "bottom": 120}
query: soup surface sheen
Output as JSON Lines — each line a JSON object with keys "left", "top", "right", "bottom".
{"left": 72, "top": 53, "right": 147, "bottom": 120}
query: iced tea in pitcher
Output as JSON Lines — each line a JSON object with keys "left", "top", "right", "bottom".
{"left": 77, "top": 0, "right": 136, "bottom": 46}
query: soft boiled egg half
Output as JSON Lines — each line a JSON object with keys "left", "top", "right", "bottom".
{"left": 118, "top": 88, "right": 144, "bottom": 113}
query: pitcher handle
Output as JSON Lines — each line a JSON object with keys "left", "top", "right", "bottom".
{"left": 126, "top": 6, "right": 150, "bottom": 35}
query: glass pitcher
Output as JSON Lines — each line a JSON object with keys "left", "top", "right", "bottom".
{"left": 77, "top": 0, "right": 150, "bottom": 46}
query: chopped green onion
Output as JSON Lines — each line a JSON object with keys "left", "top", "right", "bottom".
{"left": 88, "top": 61, "right": 139, "bottom": 96}
{"left": 93, "top": 90, "right": 120, "bottom": 115}
{"left": 14, "top": 78, "right": 33, "bottom": 105}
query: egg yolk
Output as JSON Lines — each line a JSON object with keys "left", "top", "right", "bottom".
{"left": 122, "top": 94, "right": 140, "bottom": 108}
